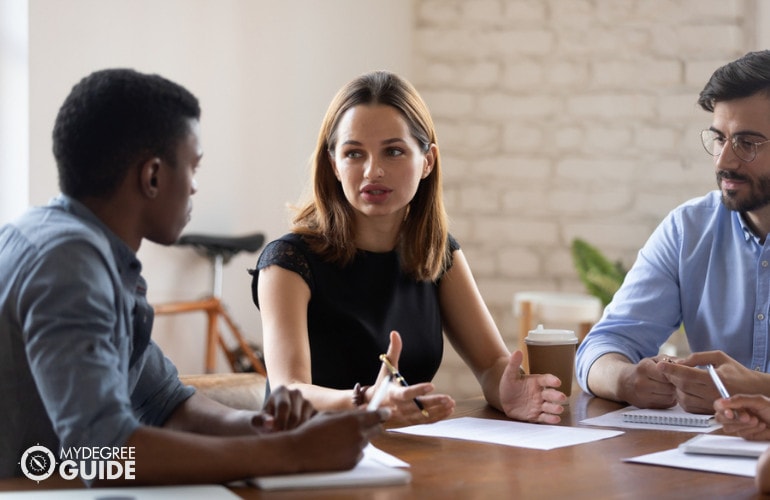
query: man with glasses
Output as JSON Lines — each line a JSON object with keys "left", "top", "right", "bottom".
{"left": 576, "top": 50, "right": 770, "bottom": 413}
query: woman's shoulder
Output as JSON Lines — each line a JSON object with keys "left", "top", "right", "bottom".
{"left": 447, "top": 233, "right": 460, "bottom": 252}
{"left": 258, "top": 233, "right": 311, "bottom": 267}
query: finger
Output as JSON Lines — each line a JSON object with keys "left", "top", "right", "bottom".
{"left": 386, "top": 331, "right": 403, "bottom": 367}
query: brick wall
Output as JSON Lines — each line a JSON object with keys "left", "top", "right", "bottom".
{"left": 414, "top": 0, "right": 754, "bottom": 398}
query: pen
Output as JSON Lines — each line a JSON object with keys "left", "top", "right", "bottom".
{"left": 379, "top": 354, "right": 430, "bottom": 417}
{"left": 707, "top": 363, "right": 739, "bottom": 419}
{"left": 706, "top": 364, "right": 730, "bottom": 399}
{"left": 367, "top": 375, "right": 392, "bottom": 410}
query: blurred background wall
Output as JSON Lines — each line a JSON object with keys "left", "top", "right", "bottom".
{"left": 2, "top": 0, "right": 768, "bottom": 398}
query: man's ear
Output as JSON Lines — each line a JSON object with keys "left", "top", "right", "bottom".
{"left": 140, "top": 157, "right": 162, "bottom": 198}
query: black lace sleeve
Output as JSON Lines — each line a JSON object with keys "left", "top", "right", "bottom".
{"left": 249, "top": 238, "right": 313, "bottom": 308}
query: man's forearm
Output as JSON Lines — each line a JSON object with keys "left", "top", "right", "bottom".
{"left": 586, "top": 353, "right": 635, "bottom": 403}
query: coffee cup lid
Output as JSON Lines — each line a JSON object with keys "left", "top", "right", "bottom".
{"left": 525, "top": 324, "right": 578, "bottom": 344}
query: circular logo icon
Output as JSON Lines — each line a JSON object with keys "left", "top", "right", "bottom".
{"left": 20, "top": 444, "right": 56, "bottom": 482}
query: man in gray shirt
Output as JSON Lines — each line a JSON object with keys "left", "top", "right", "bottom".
{"left": 0, "top": 68, "right": 386, "bottom": 484}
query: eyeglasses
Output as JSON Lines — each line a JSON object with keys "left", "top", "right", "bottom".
{"left": 701, "top": 129, "right": 770, "bottom": 163}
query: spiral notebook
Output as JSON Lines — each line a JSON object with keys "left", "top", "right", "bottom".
{"left": 622, "top": 404, "right": 714, "bottom": 428}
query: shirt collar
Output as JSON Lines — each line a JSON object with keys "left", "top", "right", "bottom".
{"left": 50, "top": 194, "right": 142, "bottom": 276}
{"left": 736, "top": 211, "right": 764, "bottom": 245}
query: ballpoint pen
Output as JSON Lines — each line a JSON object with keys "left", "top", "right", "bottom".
{"left": 379, "top": 354, "right": 429, "bottom": 417}
{"left": 707, "top": 363, "right": 739, "bottom": 419}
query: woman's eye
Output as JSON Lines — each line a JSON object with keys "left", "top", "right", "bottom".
{"left": 386, "top": 148, "right": 404, "bottom": 157}
{"left": 344, "top": 150, "right": 363, "bottom": 159}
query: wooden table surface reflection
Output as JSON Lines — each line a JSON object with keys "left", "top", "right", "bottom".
{"left": 0, "top": 392, "right": 765, "bottom": 499}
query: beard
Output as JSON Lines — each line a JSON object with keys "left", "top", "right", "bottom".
{"left": 717, "top": 170, "right": 770, "bottom": 212}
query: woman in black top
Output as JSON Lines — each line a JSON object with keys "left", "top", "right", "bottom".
{"left": 252, "top": 71, "right": 566, "bottom": 426}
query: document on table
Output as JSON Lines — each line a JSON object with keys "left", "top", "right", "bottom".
{"left": 679, "top": 434, "right": 770, "bottom": 458}
{"left": 249, "top": 444, "right": 410, "bottom": 490}
{"left": 0, "top": 485, "right": 240, "bottom": 499}
{"left": 625, "top": 447, "right": 757, "bottom": 478}
{"left": 580, "top": 405, "right": 722, "bottom": 433}
{"left": 390, "top": 416, "right": 623, "bottom": 450}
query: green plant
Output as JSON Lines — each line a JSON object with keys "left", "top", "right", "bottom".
{"left": 571, "top": 238, "right": 628, "bottom": 307}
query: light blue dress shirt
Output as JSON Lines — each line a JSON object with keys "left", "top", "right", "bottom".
{"left": 576, "top": 190, "right": 770, "bottom": 394}
{"left": 0, "top": 195, "right": 193, "bottom": 478}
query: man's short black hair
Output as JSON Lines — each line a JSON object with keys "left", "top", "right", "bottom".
{"left": 53, "top": 68, "right": 201, "bottom": 199}
{"left": 698, "top": 50, "right": 770, "bottom": 112}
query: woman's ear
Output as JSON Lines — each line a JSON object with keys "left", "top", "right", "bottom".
{"left": 329, "top": 151, "right": 341, "bottom": 181}
{"left": 422, "top": 144, "right": 437, "bottom": 179}
{"left": 139, "top": 157, "right": 162, "bottom": 198}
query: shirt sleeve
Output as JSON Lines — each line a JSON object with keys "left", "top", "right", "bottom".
{"left": 575, "top": 211, "right": 684, "bottom": 394}
{"left": 20, "top": 238, "right": 142, "bottom": 451}
{"left": 251, "top": 238, "right": 312, "bottom": 308}
{"left": 131, "top": 341, "right": 194, "bottom": 426}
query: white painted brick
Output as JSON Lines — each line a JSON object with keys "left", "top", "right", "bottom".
{"left": 476, "top": 156, "right": 551, "bottom": 181}
{"left": 591, "top": 59, "right": 682, "bottom": 88}
{"left": 458, "top": 185, "right": 502, "bottom": 213}
{"left": 583, "top": 126, "right": 633, "bottom": 154}
{"left": 421, "top": 89, "right": 476, "bottom": 118}
{"left": 459, "top": 0, "right": 502, "bottom": 24}
{"left": 545, "top": 60, "right": 590, "bottom": 87}
{"left": 501, "top": 60, "right": 544, "bottom": 90}
{"left": 479, "top": 93, "right": 559, "bottom": 118}
{"left": 416, "top": 0, "right": 463, "bottom": 26}
{"left": 502, "top": 124, "right": 546, "bottom": 154}
{"left": 475, "top": 217, "right": 560, "bottom": 245}
{"left": 412, "top": 0, "right": 757, "bottom": 392}
{"left": 501, "top": 188, "right": 550, "bottom": 213}
{"left": 497, "top": 247, "right": 541, "bottom": 278}
{"left": 567, "top": 94, "right": 656, "bottom": 119}
{"left": 486, "top": 30, "right": 555, "bottom": 57}
{"left": 501, "top": 1, "right": 547, "bottom": 23}
{"left": 556, "top": 159, "right": 636, "bottom": 181}
{"left": 677, "top": 25, "right": 745, "bottom": 55}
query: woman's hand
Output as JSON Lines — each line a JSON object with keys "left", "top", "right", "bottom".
{"left": 365, "top": 331, "right": 455, "bottom": 426}
{"left": 715, "top": 394, "right": 770, "bottom": 441}
{"left": 499, "top": 350, "right": 567, "bottom": 424}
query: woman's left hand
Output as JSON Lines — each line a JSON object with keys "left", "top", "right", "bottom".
{"left": 499, "top": 350, "right": 567, "bottom": 423}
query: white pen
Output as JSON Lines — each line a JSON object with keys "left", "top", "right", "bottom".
{"left": 707, "top": 363, "right": 739, "bottom": 419}
{"left": 706, "top": 364, "right": 730, "bottom": 399}
{"left": 367, "top": 375, "right": 392, "bottom": 410}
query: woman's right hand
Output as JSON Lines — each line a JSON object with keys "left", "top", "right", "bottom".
{"left": 715, "top": 394, "right": 770, "bottom": 441}
{"left": 366, "top": 330, "right": 455, "bottom": 426}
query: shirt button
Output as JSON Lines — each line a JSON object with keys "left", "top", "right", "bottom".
{"left": 763, "top": 261, "right": 770, "bottom": 267}
{"left": 759, "top": 313, "right": 766, "bottom": 321}
{"left": 756, "top": 367, "right": 763, "bottom": 371}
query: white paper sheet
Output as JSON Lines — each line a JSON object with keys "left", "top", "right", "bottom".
{"left": 249, "top": 444, "right": 410, "bottom": 491}
{"left": 390, "top": 416, "right": 623, "bottom": 450}
{"left": 625, "top": 447, "right": 757, "bottom": 477}
{"left": 0, "top": 485, "right": 240, "bottom": 499}
{"left": 580, "top": 406, "right": 722, "bottom": 433}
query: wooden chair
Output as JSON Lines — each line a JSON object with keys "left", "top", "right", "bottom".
{"left": 153, "top": 233, "right": 267, "bottom": 376}
{"left": 513, "top": 291, "right": 603, "bottom": 372}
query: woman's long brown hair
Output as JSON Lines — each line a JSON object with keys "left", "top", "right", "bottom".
{"left": 292, "top": 71, "right": 449, "bottom": 282}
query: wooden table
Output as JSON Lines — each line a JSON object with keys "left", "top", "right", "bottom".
{"left": 0, "top": 392, "right": 765, "bottom": 499}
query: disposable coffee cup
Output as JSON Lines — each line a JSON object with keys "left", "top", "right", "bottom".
{"left": 525, "top": 324, "right": 578, "bottom": 397}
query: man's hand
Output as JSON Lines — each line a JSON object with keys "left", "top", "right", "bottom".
{"left": 590, "top": 353, "right": 676, "bottom": 408}
{"left": 291, "top": 409, "right": 389, "bottom": 472}
{"left": 253, "top": 386, "right": 317, "bottom": 432}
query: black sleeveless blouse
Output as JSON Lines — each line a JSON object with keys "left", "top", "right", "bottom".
{"left": 251, "top": 233, "right": 459, "bottom": 389}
